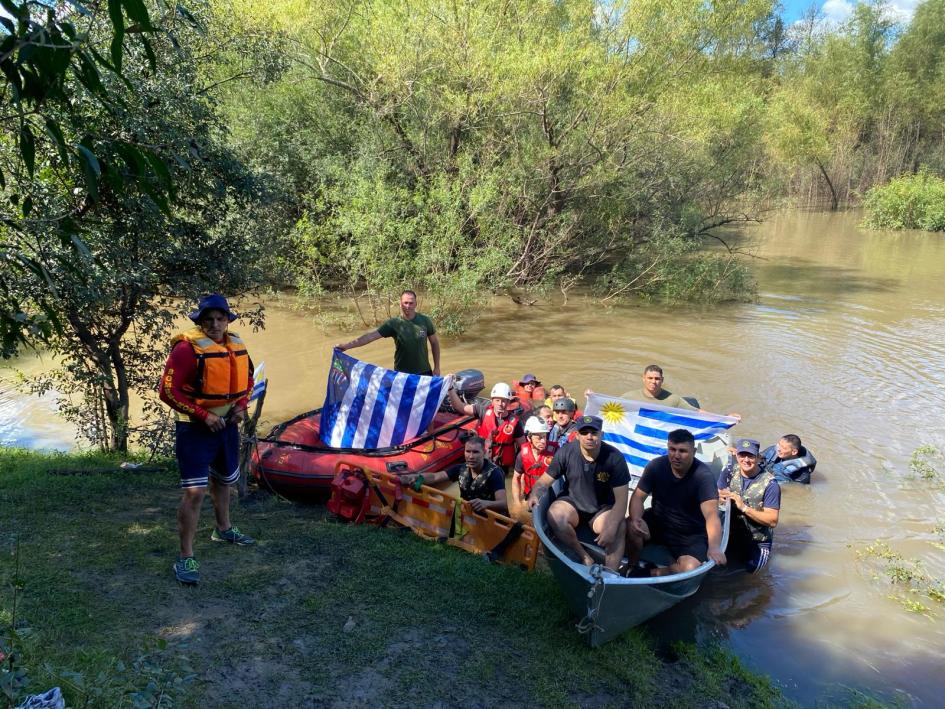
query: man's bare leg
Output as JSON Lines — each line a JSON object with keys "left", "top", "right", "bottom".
{"left": 177, "top": 487, "right": 206, "bottom": 558}
{"left": 548, "top": 500, "right": 593, "bottom": 565}
{"left": 208, "top": 476, "right": 232, "bottom": 532}
{"left": 592, "top": 512, "right": 626, "bottom": 571}
{"left": 651, "top": 554, "right": 701, "bottom": 577}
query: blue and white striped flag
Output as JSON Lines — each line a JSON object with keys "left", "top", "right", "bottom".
{"left": 584, "top": 393, "right": 737, "bottom": 478}
{"left": 319, "top": 350, "right": 450, "bottom": 449}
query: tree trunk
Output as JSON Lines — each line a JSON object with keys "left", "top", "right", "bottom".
{"left": 815, "top": 159, "right": 839, "bottom": 210}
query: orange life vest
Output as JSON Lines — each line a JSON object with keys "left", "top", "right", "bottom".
{"left": 513, "top": 381, "right": 547, "bottom": 402}
{"left": 519, "top": 440, "right": 558, "bottom": 495}
{"left": 477, "top": 407, "right": 521, "bottom": 467}
{"left": 171, "top": 327, "right": 250, "bottom": 409}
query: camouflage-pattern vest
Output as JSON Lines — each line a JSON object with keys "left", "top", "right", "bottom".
{"left": 734, "top": 469, "right": 776, "bottom": 544}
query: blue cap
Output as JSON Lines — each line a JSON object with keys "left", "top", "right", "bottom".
{"left": 576, "top": 415, "right": 603, "bottom": 432}
{"left": 735, "top": 438, "right": 760, "bottom": 456}
{"left": 521, "top": 373, "right": 539, "bottom": 384}
{"left": 188, "top": 293, "right": 237, "bottom": 323}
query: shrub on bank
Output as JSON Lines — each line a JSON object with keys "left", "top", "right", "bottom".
{"left": 863, "top": 171, "right": 945, "bottom": 232}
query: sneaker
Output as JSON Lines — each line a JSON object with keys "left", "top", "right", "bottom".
{"left": 174, "top": 556, "right": 199, "bottom": 585}
{"left": 211, "top": 526, "right": 256, "bottom": 546}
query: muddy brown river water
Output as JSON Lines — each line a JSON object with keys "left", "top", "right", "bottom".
{"left": 3, "top": 210, "right": 945, "bottom": 704}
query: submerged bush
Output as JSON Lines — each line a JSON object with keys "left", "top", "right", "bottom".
{"left": 863, "top": 171, "right": 945, "bottom": 232}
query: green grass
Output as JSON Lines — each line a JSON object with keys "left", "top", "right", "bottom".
{"left": 1, "top": 448, "right": 787, "bottom": 708}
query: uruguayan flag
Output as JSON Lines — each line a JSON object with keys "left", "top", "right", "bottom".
{"left": 584, "top": 392, "right": 737, "bottom": 477}
{"left": 319, "top": 350, "right": 450, "bottom": 449}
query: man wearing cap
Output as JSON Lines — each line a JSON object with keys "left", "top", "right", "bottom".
{"left": 626, "top": 429, "right": 725, "bottom": 577}
{"left": 718, "top": 438, "right": 781, "bottom": 573}
{"left": 548, "top": 397, "right": 579, "bottom": 445}
{"left": 447, "top": 381, "right": 525, "bottom": 473}
{"left": 336, "top": 290, "right": 440, "bottom": 375}
{"left": 621, "top": 364, "right": 697, "bottom": 410}
{"left": 527, "top": 415, "right": 629, "bottom": 571}
{"left": 159, "top": 294, "right": 256, "bottom": 585}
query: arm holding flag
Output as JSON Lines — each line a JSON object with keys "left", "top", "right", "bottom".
{"left": 335, "top": 329, "right": 382, "bottom": 352}
{"left": 703, "top": 499, "right": 726, "bottom": 566}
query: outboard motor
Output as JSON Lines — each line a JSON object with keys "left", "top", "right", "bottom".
{"left": 452, "top": 368, "right": 485, "bottom": 403}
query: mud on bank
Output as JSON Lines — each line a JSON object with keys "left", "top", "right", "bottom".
{"left": 0, "top": 449, "right": 784, "bottom": 708}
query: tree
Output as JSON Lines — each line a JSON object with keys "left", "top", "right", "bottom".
{"left": 6, "top": 2, "right": 271, "bottom": 451}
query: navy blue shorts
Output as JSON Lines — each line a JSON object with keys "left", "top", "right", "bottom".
{"left": 643, "top": 508, "right": 708, "bottom": 563}
{"left": 176, "top": 421, "right": 240, "bottom": 489}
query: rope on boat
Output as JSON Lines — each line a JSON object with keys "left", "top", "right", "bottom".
{"left": 575, "top": 564, "right": 607, "bottom": 636}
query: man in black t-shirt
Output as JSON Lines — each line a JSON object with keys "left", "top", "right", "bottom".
{"left": 626, "top": 428, "right": 726, "bottom": 577}
{"left": 402, "top": 436, "right": 507, "bottom": 515}
{"left": 528, "top": 415, "right": 629, "bottom": 571}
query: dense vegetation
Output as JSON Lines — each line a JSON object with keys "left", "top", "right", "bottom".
{"left": 863, "top": 171, "right": 945, "bottom": 231}
{"left": 2, "top": 0, "right": 945, "bottom": 449}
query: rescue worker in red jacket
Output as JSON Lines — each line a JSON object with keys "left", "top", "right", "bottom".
{"left": 447, "top": 381, "right": 525, "bottom": 474}
{"left": 510, "top": 416, "right": 558, "bottom": 523}
{"left": 159, "top": 294, "right": 256, "bottom": 586}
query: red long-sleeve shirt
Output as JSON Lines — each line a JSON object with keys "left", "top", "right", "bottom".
{"left": 158, "top": 340, "right": 253, "bottom": 422}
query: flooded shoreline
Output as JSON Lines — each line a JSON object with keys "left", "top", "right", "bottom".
{"left": 3, "top": 210, "right": 945, "bottom": 704}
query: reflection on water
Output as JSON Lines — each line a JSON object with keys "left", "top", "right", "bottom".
{"left": 3, "top": 210, "right": 945, "bottom": 704}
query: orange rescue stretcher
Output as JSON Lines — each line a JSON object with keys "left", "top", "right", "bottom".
{"left": 356, "top": 467, "right": 538, "bottom": 570}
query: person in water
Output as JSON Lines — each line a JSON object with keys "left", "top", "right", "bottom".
{"left": 548, "top": 397, "right": 579, "bottom": 445}
{"left": 335, "top": 290, "right": 441, "bottom": 375}
{"left": 447, "top": 381, "right": 525, "bottom": 474}
{"left": 510, "top": 416, "right": 558, "bottom": 523}
{"left": 626, "top": 429, "right": 726, "bottom": 577}
{"left": 621, "top": 364, "right": 697, "bottom": 410}
{"left": 159, "top": 294, "right": 256, "bottom": 586}
{"left": 761, "top": 434, "right": 817, "bottom": 484}
{"left": 528, "top": 415, "right": 629, "bottom": 571}
{"left": 402, "top": 436, "right": 507, "bottom": 515}
{"left": 718, "top": 438, "right": 781, "bottom": 573}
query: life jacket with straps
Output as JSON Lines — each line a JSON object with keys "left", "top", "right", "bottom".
{"left": 477, "top": 408, "right": 521, "bottom": 467}
{"left": 457, "top": 461, "right": 503, "bottom": 501}
{"left": 171, "top": 327, "right": 250, "bottom": 411}
{"left": 519, "top": 440, "right": 558, "bottom": 496}
{"left": 761, "top": 445, "right": 817, "bottom": 484}
{"left": 732, "top": 469, "right": 777, "bottom": 543}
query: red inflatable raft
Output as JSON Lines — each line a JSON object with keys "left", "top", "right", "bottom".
{"left": 251, "top": 407, "right": 478, "bottom": 496}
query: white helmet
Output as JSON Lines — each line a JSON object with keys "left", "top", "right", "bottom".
{"left": 490, "top": 382, "right": 513, "bottom": 400}
{"left": 524, "top": 416, "right": 550, "bottom": 435}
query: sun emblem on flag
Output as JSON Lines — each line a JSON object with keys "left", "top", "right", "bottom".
{"left": 600, "top": 401, "right": 625, "bottom": 425}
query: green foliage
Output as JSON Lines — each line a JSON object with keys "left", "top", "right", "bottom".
{"left": 863, "top": 172, "right": 945, "bottom": 231}
{"left": 856, "top": 540, "right": 945, "bottom": 615}
{"left": 4, "top": 3, "right": 272, "bottom": 452}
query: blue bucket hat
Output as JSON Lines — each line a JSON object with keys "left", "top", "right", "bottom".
{"left": 188, "top": 293, "right": 237, "bottom": 323}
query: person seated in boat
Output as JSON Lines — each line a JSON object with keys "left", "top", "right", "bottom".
{"left": 510, "top": 416, "right": 558, "bottom": 524}
{"left": 446, "top": 381, "right": 525, "bottom": 474}
{"left": 335, "top": 290, "right": 441, "bottom": 375}
{"left": 621, "top": 364, "right": 697, "bottom": 410}
{"left": 527, "top": 415, "right": 629, "bottom": 571}
{"left": 402, "top": 436, "right": 507, "bottom": 515}
{"left": 537, "top": 404, "right": 554, "bottom": 428}
{"left": 761, "top": 434, "right": 817, "bottom": 484}
{"left": 718, "top": 438, "right": 781, "bottom": 574}
{"left": 626, "top": 429, "right": 726, "bottom": 577}
{"left": 548, "top": 397, "right": 579, "bottom": 445}
{"left": 545, "top": 384, "right": 583, "bottom": 418}
{"left": 512, "top": 374, "right": 546, "bottom": 410}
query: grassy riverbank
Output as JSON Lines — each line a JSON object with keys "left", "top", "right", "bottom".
{"left": 1, "top": 448, "right": 784, "bottom": 708}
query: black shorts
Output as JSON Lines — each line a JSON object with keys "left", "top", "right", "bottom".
{"left": 556, "top": 496, "right": 605, "bottom": 527}
{"left": 642, "top": 508, "right": 708, "bottom": 562}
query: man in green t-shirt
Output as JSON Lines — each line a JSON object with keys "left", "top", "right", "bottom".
{"left": 621, "top": 364, "right": 697, "bottom": 410}
{"left": 336, "top": 290, "right": 441, "bottom": 375}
